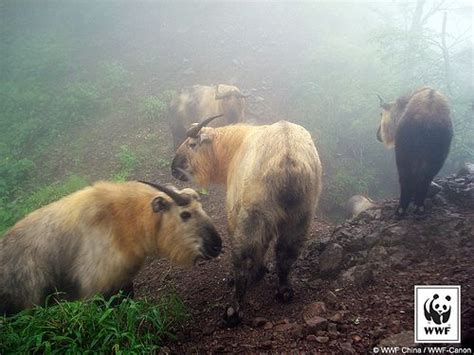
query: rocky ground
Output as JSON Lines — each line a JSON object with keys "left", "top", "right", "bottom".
{"left": 135, "top": 171, "right": 474, "bottom": 353}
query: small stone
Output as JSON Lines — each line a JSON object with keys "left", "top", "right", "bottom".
{"left": 306, "top": 334, "right": 318, "bottom": 341}
{"left": 339, "top": 341, "right": 356, "bottom": 354}
{"left": 264, "top": 322, "right": 274, "bottom": 330}
{"left": 158, "top": 346, "right": 171, "bottom": 354}
{"left": 319, "top": 243, "right": 344, "bottom": 276}
{"left": 316, "top": 336, "right": 330, "bottom": 343}
{"left": 305, "top": 316, "right": 328, "bottom": 333}
{"left": 252, "top": 317, "right": 269, "bottom": 328}
{"left": 352, "top": 335, "right": 362, "bottom": 342}
{"left": 379, "top": 331, "right": 414, "bottom": 348}
{"left": 273, "top": 322, "right": 295, "bottom": 332}
{"left": 329, "top": 312, "right": 343, "bottom": 323}
{"left": 303, "top": 301, "right": 327, "bottom": 320}
{"left": 328, "top": 322, "right": 338, "bottom": 332}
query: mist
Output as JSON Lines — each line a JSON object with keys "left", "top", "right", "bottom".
{"left": 1, "top": 0, "right": 472, "bottom": 227}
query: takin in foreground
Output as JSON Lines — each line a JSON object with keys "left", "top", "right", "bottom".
{"left": 376, "top": 87, "right": 453, "bottom": 217}
{"left": 171, "top": 117, "right": 322, "bottom": 326}
{"left": 168, "top": 84, "right": 249, "bottom": 148}
{"left": 0, "top": 181, "right": 221, "bottom": 315}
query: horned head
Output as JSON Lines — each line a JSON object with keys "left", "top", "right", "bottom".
{"left": 186, "top": 114, "right": 223, "bottom": 138}
{"left": 138, "top": 180, "right": 191, "bottom": 206}
{"left": 377, "top": 94, "right": 391, "bottom": 110}
{"left": 215, "top": 84, "right": 250, "bottom": 100}
{"left": 138, "top": 180, "right": 222, "bottom": 264}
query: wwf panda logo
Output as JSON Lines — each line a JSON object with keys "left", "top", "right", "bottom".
{"left": 424, "top": 293, "right": 451, "bottom": 325}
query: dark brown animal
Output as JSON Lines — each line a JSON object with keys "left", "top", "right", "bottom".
{"left": 376, "top": 87, "right": 453, "bottom": 217}
{"left": 168, "top": 84, "right": 248, "bottom": 148}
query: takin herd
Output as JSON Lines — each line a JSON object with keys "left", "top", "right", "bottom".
{"left": 0, "top": 85, "right": 453, "bottom": 327}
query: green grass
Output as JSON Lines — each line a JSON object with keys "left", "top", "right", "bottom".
{"left": 0, "top": 294, "right": 186, "bottom": 354}
{"left": 111, "top": 145, "right": 139, "bottom": 182}
{"left": 0, "top": 175, "right": 89, "bottom": 235}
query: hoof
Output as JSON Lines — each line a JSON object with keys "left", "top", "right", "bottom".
{"left": 253, "top": 265, "right": 269, "bottom": 283}
{"left": 414, "top": 205, "right": 425, "bottom": 215}
{"left": 276, "top": 286, "right": 294, "bottom": 304}
{"left": 223, "top": 305, "right": 243, "bottom": 327}
{"left": 394, "top": 207, "right": 406, "bottom": 219}
{"left": 227, "top": 277, "right": 235, "bottom": 288}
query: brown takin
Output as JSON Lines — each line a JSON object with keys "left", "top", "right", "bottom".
{"left": 376, "top": 87, "right": 453, "bottom": 217}
{"left": 171, "top": 117, "right": 322, "bottom": 326}
{"left": 168, "top": 84, "right": 249, "bottom": 148}
{"left": 0, "top": 181, "right": 221, "bottom": 315}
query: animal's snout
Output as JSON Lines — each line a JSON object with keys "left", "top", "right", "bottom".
{"left": 202, "top": 225, "right": 222, "bottom": 258}
{"left": 171, "top": 155, "right": 189, "bottom": 181}
{"left": 376, "top": 125, "right": 383, "bottom": 142}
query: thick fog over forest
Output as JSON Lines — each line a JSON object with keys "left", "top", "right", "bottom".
{"left": 0, "top": 1, "right": 472, "bottom": 226}
{"left": 1, "top": 1, "right": 474, "bottom": 353}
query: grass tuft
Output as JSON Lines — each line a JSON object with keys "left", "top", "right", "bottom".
{"left": 0, "top": 293, "right": 186, "bottom": 354}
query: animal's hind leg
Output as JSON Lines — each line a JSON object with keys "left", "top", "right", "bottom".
{"left": 275, "top": 216, "right": 309, "bottom": 303}
{"left": 223, "top": 211, "right": 272, "bottom": 327}
{"left": 414, "top": 178, "right": 432, "bottom": 215}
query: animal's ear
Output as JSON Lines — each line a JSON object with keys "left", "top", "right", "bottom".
{"left": 152, "top": 196, "right": 170, "bottom": 213}
{"left": 381, "top": 103, "right": 391, "bottom": 110}
{"left": 199, "top": 132, "right": 213, "bottom": 144}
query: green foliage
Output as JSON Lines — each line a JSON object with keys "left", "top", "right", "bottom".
{"left": 0, "top": 175, "right": 88, "bottom": 235}
{"left": 0, "top": 294, "right": 186, "bottom": 354}
{"left": 139, "top": 96, "right": 167, "bottom": 121}
{"left": 112, "top": 145, "right": 139, "bottom": 182}
{"left": 99, "top": 61, "right": 131, "bottom": 95}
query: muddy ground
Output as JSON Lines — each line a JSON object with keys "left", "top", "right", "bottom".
{"left": 135, "top": 180, "right": 473, "bottom": 354}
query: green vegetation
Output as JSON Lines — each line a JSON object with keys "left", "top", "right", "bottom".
{"left": 0, "top": 294, "right": 186, "bottom": 354}
{"left": 0, "top": 175, "right": 89, "bottom": 235}
{"left": 139, "top": 96, "right": 167, "bottom": 121}
{"left": 112, "top": 145, "right": 139, "bottom": 182}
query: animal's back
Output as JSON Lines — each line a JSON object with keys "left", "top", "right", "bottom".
{"left": 228, "top": 121, "right": 321, "bottom": 222}
{"left": 396, "top": 88, "right": 453, "bottom": 168}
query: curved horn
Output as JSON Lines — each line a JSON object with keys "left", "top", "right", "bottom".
{"left": 186, "top": 114, "right": 223, "bottom": 138}
{"left": 138, "top": 180, "right": 190, "bottom": 206}
{"left": 236, "top": 91, "right": 251, "bottom": 98}
{"left": 376, "top": 94, "right": 385, "bottom": 107}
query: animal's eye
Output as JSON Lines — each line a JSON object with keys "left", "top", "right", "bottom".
{"left": 180, "top": 211, "right": 192, "bottom": 221}
{"left": 188, "top": 142, "right": 197, "bottom": 149}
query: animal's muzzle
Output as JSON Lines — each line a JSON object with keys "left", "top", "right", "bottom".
{"left": 201, "top": 225, "right": 222, "bottom": 259}
{"left": 376, "top": 125, "right": 383, "bottom": 142}
{"left": 171, "top": 155, "right": 189, "bottom": 181}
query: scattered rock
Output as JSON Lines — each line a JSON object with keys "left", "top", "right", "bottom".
{"left": 339, "top": 341, "right": 356, "bottom": 354}
{"left": 339, "top": 264, "right": 374, "bottom": 287}
{"left": 316, "top": 336, "right": 330, "bottom": 343}
{"left": 304, "top": 316, "right": 328, "bottom": 333}
{"left": 329, "top": 312, "right": 343, "bottom": 323}
{"left": 328, "top": 322, "right": 338, "bottom": 332}
{"left": 303, "top": 301, "right": 327, "bottom": 320}
{"left": 252, "top": 317, "right": 269, "bottom": 328}
{"left": 378, "top": 330, "right": 415, "bottom": 348}
{"left": 319, "top": 243, "right": 344, "bottom": 276}
{"left": 306, "top": 334, "right": 318, "bottom": 342}
{"left": 263, "top": 322, "right": 274, "bottom": 330}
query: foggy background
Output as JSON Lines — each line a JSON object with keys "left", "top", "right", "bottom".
{"left": 1, "top": 0, "right": 473, "bottom": 230}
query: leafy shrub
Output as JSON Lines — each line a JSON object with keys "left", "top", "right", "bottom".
{"left": 139, "top": 96, "right": 166, "bottom": 121}
{"left": 112, "top": 145, "right": 138, "bottom": 182}
{"left": 0, "top": 294, "right": 186, "bottom": 354}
